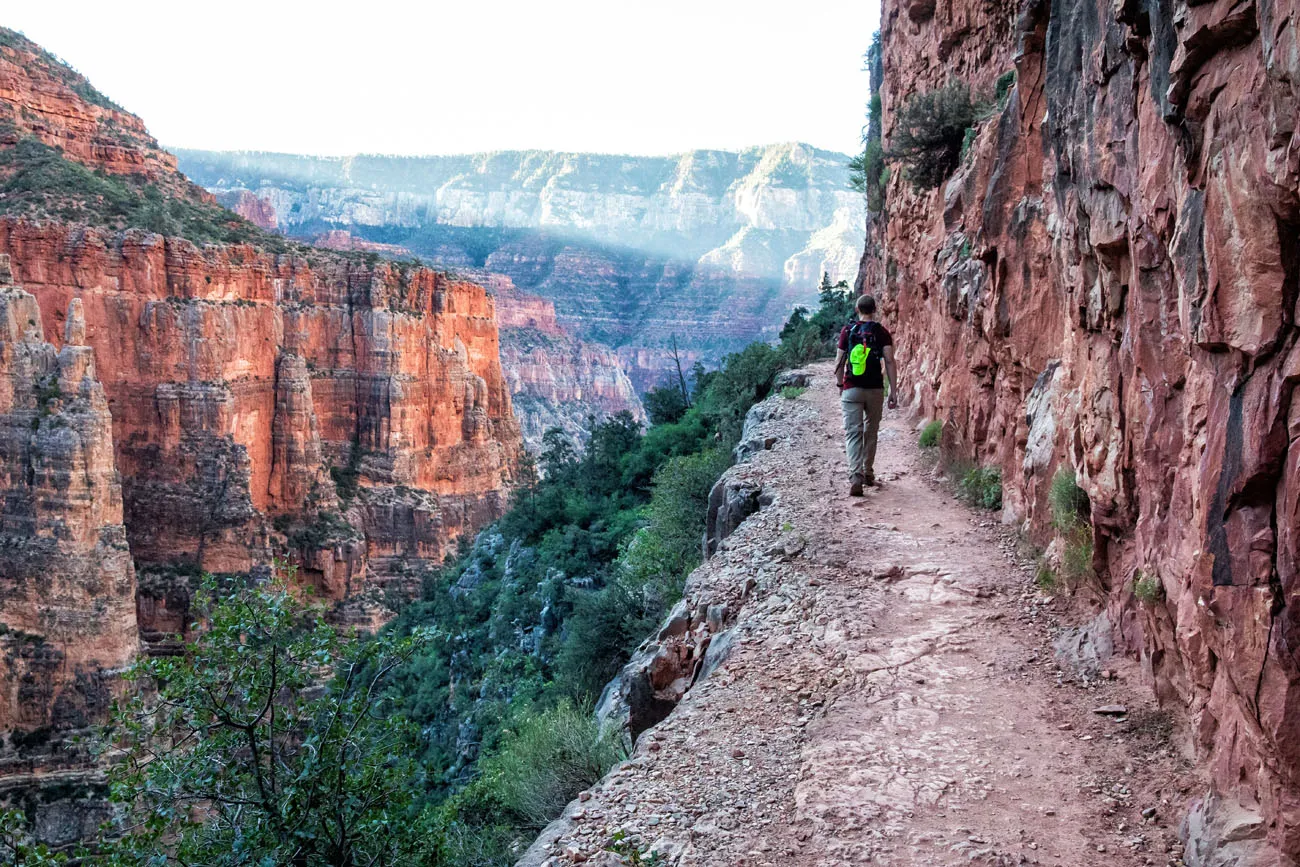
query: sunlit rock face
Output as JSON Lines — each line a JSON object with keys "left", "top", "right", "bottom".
{"left": 862, "top": 0, "right": 1300, "bottom": 858}
{"left": 175, "top": 144, "right": 866, "bottom": 388}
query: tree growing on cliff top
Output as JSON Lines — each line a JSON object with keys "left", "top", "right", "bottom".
{"left": 94, "top": 571, "right": 431, "bottom": 866}
{"left": 889, "top": 79, "right": 979, "bottom": 190}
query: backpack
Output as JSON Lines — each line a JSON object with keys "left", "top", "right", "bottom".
{"left": 844, "top": 321, "right": 885, "bottom": 384}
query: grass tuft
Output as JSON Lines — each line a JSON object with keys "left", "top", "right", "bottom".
{"left": 779, "top": 385, "right": 807, "bottom": 400}
{"left": 919, "top": 420, "right": 942, "bottom": 449}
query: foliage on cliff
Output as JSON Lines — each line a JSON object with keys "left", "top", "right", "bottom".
{"left": 0, "top": 137, "right": 280, "bottom": 247}
{"left": 849, "top": 31, "right": 887, "bottom": 214}
{"left": 889, "top": 80, "right": 980, "bottom": 189}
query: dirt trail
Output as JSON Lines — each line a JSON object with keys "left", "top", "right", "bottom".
{"left": 524, "top": 362, "right": 1193, "bottom": 867}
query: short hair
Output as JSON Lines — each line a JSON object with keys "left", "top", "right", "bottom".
{"left": 855, "top": 294, "right": 877, "bottom": 316}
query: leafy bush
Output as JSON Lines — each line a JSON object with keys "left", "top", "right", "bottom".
{"left": 889, "top": 80, "right": 980, "bottom": 189}
{"left": 0, "top": 809, "right": 64, "bottom": 866}
{"left": 477, "top": 702, "right": 624, "bottom": 829}
{"left": 918, "top": 420, "right": 942, "bottom": 449}
{"left": 100, "top": 571, "right": 430, "bottom": 865}
{"left": 958, "top": 465, "right": 1002, "bottom": 510}
{"left": 1134, "top": 572, "right": 1164, "bottom": 606}
{"left": 779, "top": 386, "right": 807, "bottom": 399}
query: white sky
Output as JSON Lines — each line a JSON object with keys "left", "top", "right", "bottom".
{"left": 5, "top": 0, "right": 879, "bottom": 158}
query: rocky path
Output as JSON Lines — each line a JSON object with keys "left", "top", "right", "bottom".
{"left": 522, "top": 362, "right": 1194, "bottom": 867}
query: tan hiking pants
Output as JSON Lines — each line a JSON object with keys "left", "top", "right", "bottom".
{"left": 841, "top": 387, "right": 885, "bottom": 483}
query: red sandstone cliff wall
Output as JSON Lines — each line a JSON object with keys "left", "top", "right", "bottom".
{"left": 864, "top": 0, "right": 1299, "bottom": 858}
{"left": 0, "top": 218, "right": 520, "bottom": 631}
{"left": 0, "top": 255, "right": 137, "bottom": 790}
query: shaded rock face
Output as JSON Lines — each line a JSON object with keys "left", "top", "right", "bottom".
{"left": 0, "top": 260, "right": 137, "bottom": 785}
{"left": 483, "top": 272, "right": 645, "bottom": 449}
{"left": 0, "top": 219, "right": 521, "bottom": 630}
{"left": 174, "top": 144, "right": 864, "bottom": 388}
{"left": 864, "top": 0, "right": 1299, "bottom": 856}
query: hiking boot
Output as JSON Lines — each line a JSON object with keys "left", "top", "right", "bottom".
{"left": 864, "top": 476, "right": 877, "bottom": 487}
{"left": 849, "top": 480, "right": 864, "bottom": 497}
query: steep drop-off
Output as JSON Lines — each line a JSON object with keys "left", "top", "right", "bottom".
{"left": 863, "top": 0, "right": 1300, "bottom": 859}
{"left": 175, "top": 145, "right": 864, "bottom": 388}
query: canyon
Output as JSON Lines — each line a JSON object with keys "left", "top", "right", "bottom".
{"left": 176, "top": 144, "right": 864, "bottom": 390}
{"left": 0, "top": 26, "right": 521, "bottom": 839}
{"left": 858, "top": 0, "right": 1300, "bottom": 860}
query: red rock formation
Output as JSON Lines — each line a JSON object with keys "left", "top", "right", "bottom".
{"left": 0, "top": 254, "right": 137, "bottom": 778}
{"left": 863, "top": 0, "right": 1299, "bottom": 857}
{"left": 0, "top": 28, "right": 205, "bottom": 200}
{"left": 480, "top": 272, "right": 646, "bottom": 448}
{"left": 310, "top": 229, "right": 412, "bottom": 257}
{"left": 0, "top": 218, "right": 521, "bottom": 627}
{"left": 215, "top": 190, "right": 279, "bottom": 231}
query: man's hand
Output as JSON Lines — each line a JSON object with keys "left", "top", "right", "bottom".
{"left": 888, "top": 389, "right": 899, "bottom": 409}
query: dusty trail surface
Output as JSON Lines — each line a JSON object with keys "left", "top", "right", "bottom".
{"left": 524, "top": 362, "right": 1191, "bottom": 867}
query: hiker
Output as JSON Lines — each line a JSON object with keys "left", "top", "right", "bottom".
{"left": 834, "top": 294, "right": 897, "bottom": 496}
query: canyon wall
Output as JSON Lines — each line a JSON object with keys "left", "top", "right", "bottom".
{"left": 0, "top": 218, "right": 520, "bottom": 626}
{"left": 863, "top": 0, "right": 1299, "bottom": 859}
{"left": 175, "top": 145, "right": 865, "bottom": 387}
{"left": 481, "top": 271, "right": 645, "bottom": 448}
{"left": 0, "top": 257, "right": 136, "bottom": 802}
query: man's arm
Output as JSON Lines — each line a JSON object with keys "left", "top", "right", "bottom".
{"left": 884, "top": 345, "right": 899, "bottom": 408}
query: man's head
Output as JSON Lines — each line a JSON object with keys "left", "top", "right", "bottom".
{"left": 856, "top": 294, "right": 877, "bottom": 319}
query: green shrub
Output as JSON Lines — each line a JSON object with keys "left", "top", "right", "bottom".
{"left": 958, "top": 465, "right": 1002, "bottom": 510}
{"left": 995, "top": 69, "right": 1017, "bottom": 106}
{"left": 890, "top": 80, "right": 980, "bottom": 189}
{"left": 644, "top": 385, "right": 690, "bottom": 425}
{"left": 779, "top": 386, "right": 807, "bottom": 399}
{"left": 959, "top": 126, "right": 978, "bottom": 162}
{"left": 0, "top": 808, "right": 64, "bottom": 866}
{"left": 1048, "top": 468, "right": 1089, "bottom": 529}
{"left": 1035, "top": 558, "right": 1058, "bottom": 593}
{"left": 919, "top": 420, "right": 942, "bottom": 449}
{"left": 478, "top": 702, "right": 624, "bottom": 829}
{"left": 1134, "top": 572, "right": 1164, "bottom": 606}
{"left": 0, "top": 136, "right": 281, "bottom": 248}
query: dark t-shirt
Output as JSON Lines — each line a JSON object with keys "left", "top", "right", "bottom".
{"left": 837, "top": 320, "right": 893, "bottom": 389}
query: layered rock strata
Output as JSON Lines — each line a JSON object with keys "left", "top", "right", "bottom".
{"left": 862, "top": 0, "right": 1300, "bottom": 858}
{"left": 0, "top": 218, "right": 520, "bottom": 634}
{"left": 0, "top": 28, "right": 207, "bottom": 200}
{"left": 0, "top": 255, "right": 135, "bottom": 838}
{"left": 483, "top": 271, "right": 645, "bottom": 448}
{"left": 175, "top": 144, "right": 865, "bottom": 388}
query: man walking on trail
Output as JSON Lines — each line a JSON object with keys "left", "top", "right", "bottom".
{"left": 835, "top": 294, "right": 897, "bottom": 496}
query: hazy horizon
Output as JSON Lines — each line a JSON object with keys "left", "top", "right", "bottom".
{"left": 170, "top": 139, "right": 859, "bottom": 161}
{"left": 5, "top": 1, "right": 880, "bottom": 159}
